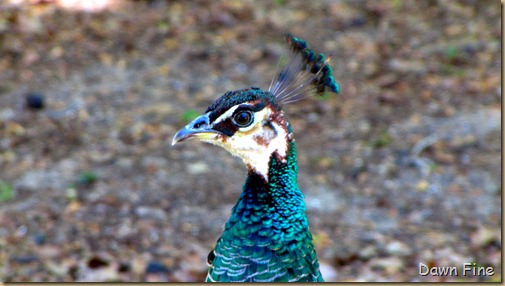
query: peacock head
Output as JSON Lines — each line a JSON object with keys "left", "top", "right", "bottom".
{"left": 172, "top": 87, "right": 291, "bottom": 179}
{"left": 172, "top": 34, "right": 339, "bottom": 180}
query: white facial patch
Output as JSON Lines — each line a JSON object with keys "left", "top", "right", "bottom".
{"left": 207, "top": 106, "right": 289, "bottom": 181}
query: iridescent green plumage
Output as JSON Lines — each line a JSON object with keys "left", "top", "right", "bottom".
{"left": 206, "top": 132, "right": 323, "bottom": 282}
{"left": 172, "top": 34, "right": 339, "bottom": 282}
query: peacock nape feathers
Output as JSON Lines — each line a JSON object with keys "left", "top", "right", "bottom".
{"left": 172, "top": 34, "right": 339, "bottom": 282}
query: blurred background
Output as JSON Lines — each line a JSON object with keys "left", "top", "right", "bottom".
{"left": 0, "top": 0, "right": 501, "bottom": 282}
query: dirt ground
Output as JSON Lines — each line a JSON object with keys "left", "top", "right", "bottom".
{"left": 0, "top": 0, "right": 501, "bottom": 282}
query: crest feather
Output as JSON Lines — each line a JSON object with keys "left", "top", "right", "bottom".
{"left": 268, "top": 34, "right": 340, "bottom": 105}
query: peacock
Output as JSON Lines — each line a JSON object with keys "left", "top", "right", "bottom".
{"left": 172, "top": 34, "right": 339, "bottom": 282}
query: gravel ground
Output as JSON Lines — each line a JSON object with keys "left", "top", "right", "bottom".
{"left": 0, "top": 0, "right": 501, "bottom": 282}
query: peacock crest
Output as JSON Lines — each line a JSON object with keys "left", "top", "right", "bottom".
{"left": 269, "top": 33, "right": 340, "bottom": 105}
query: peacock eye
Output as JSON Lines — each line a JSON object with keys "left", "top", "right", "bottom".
{"left": 232, "top": 110, "right": 254, "bottom": 127}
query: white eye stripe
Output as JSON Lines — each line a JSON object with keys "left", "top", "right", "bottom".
{"left": 212, "top": 104, "right": 263, "bottom": 131}
{"left": 213, "top": 105, "right": 240, "bottom": 125}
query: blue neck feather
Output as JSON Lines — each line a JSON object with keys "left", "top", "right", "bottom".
{"left": 208, "top": 126, "right": 323, "bottom": 282}
{"left": 228, "top": 138, "right": 305, "bottom": 233}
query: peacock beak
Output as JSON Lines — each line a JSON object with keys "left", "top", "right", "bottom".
{"left": 172, "top": 112, "right": 220, "bottom": 146}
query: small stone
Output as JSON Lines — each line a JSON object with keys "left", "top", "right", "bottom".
{"left": 135, "top": 206, "right": 166, "bottom": 221}
{"left": 307, "top": 112, "right": 319, "bottom": 123}
{"left": 319, "top": 262, "right": 338, "bottom": 282}
{"left": 46, "top": 261, "right": 69, "bottom": 277}
{"left": 15, "top": 225, "right": 28, "bottom": 236}
{"left": 5, "top": 121, "right": 25, "bottom": 136}
{"left": 385, "top": 240, "right": 411, "bottom": 256}
{"left": 12, "top": 255, "right": 39, "bottom": 264}
{"left": 349, "top": 16, "right": 366, "bottom": 28}
{"left": 470, "top": 225, "right": 499, "bottom": 248}
{"left": 359, "top": 245, "right": 378, "bottom": 260}
{"left": 445, "top": 24, "right": 464, "bottom": 36}
{"left": 116, "top": 158, "right": 134, "bottom": 169}
{"left": 388, "top": 59, "right": 427, "bottom": 74}
{"left": 145, "top": 260, "right": 170, "bottom": 274}
{"left": 357, "top": 120, "right": 371, "bottom": 134}
{"left": 26, "top": 92, "right": 45, "bottom": 110}
{"left": 131, "top": 255, "right": 147, "bottom": 276}
{"left": 87, "top": 256, "right": 109, "bottom": 269}
{"left": 118, "top": 262, "right": 130, "bottom": 273}
{"left": 369, "top": 256, "right": 403, "bottom": 275}
{"left": 416, "top": 180, "right": 429, "bottom": 192}
{"left": 32, "top": 233, "right": 46, "bottom": 245}
{"left": 36, "top": 244, "right": 61, "bottom": 258}
{"left": 186, "top": 162, "right": 209, "bottom": 175}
